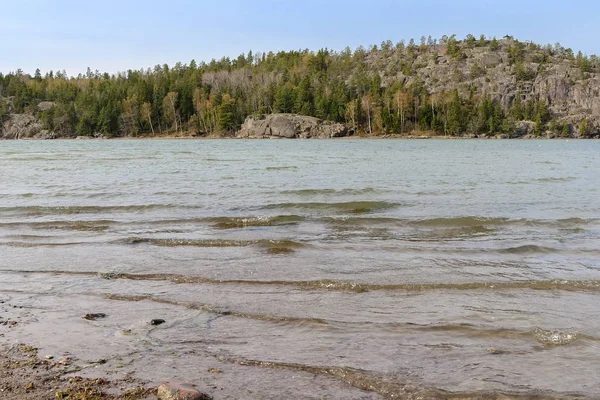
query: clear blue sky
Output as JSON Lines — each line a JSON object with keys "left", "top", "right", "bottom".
{"left": 1, "top": 0, "right": 598, "bottom": 75}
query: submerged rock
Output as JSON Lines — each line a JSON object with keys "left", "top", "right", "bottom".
{"left": 157, "top": 382, "right": 212, "bottom": 400}
{"left": 238, "top": 113, "right": 348, "bottom": 139}
{"left": 81, "top": 313, "right": 107, "bottom": 321}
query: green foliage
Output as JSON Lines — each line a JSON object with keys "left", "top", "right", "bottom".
{"left": 507, "top": 41, "right": 525, "bottom": 64}
{"left": 294, "top": 76, "right": 314, "bottom": 115}
{"left": 477, "top": 95, "right": 504, "bottom": 134}
{"left": 489, "top": 37, "right": 499, "bottom": 51}
{"left": 511, "top": 94, "right": 524, "bottom": 120}
{"left": 470, "top": 63, "right": 486, "bottom": 79}
{"left": 446, "top": 90, "right": 463, "bottom": 135}
{"left": 514, "top": 62, "right": 536, "bottom": 81}
{"left": 446, "top": 35, "right": 462, "bottom": 58}
{"left": 218, "top": 94, "right": 235, "bottom": 132}
{"left": 465, "top": 34, "right": 476, "bottom": 48}
{"left": 579, "top": 118, "right": 588, "bottom": 136}
{"left": 576, "top": 51, "right": 593, "bottom": 72}
{"left": 273, "top": 83, "right": 295, "bottom": 113}
{"left": 478, "top": 34, "right": 487, "bottom": 47}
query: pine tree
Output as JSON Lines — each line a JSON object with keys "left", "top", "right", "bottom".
{"left": 294, "top": 77, "right": 314, "bottom": 115}
{"left": 218, "top": 94, "right": 235, "bottom": 132}
{"left": 446, "top": 90, "right": 463, "bottom": 135}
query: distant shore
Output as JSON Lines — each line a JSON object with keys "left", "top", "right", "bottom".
{"left": 4, "top": 133, "right": 597, "bottom": 141}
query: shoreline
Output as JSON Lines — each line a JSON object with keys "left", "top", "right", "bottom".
{"left": 1, "top": 288, "right": 579, "bottom": 400}
{"left": 1, "top": 278, "right": 593, "bottom": 399}
{"left": 3, "top": 134, "right": 599, "bottom": 141}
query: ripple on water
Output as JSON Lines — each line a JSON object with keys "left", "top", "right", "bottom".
{"left": 261, "top": 201, "right": 401, "bottom": 214}
{"left": 208, "top": 215, "right": 304, "bottom": 229}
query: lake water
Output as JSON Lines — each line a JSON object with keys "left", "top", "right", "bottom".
{"left": 1, "top": 139, "right": 599, "bottom": 398}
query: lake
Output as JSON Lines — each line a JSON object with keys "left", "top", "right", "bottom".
{"left": 1, "top": 139, "right": 599, "bottom": 398}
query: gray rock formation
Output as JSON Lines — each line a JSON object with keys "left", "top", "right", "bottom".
{"left": 369, "top": 39, "right": 600, "bottom": 136}
{"left": 1, "top": 114, "right": 44, "bottom": 139}
{"left": 238, "top": 114, "right": 348, "bottom": 139}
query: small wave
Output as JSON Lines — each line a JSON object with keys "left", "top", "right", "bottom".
{"left": 0, "top": 220, "right": 113, "bottom": 232}
{"left": 280, "top": 188, "right": 377, "bottom": 196}
{"left": 321, "top": 216, "right": 399, "bottom": 225}
{"left": 7, "top": 269, "right": 600, "bottom": 293}
{"left": 535, "top": 177, "right": 577, "bottom": 183}
{"left": 120, "top": 237, "right": 307, "bottom": 251}
{"left": 209, "top": 215, "right": 304, "bottom": 229}
{"left": 262, "top": 201, "right": 400, "bottom": 214}
{"left": 1, "top": 241, "right": 87, "bottom": 247}
{"left": 534, "top": 329, "right": 579, "bottom": 346}
{"left": 0, "top": 204, "right": 201, "bottom": 216}
{"left": 414, "top": 216, "right": 510, "bottom": 227}
{"left": 120, "top": 238, "right": 254, "bottom": 247}
{"left": 500, "top": 245, "right": 558, "bottom": 254}
{"left": 204, "top": 158, "right": 244, "bottom": 162}
{"left": 266, "top": 166, "right": 298, "bottom": 171}
{"left": 555, "top": 217, "right": 596, "bottom": 225}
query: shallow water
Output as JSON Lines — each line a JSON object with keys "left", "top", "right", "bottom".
{"left": 1, "top": 139, "right": 599, "bottom": 397}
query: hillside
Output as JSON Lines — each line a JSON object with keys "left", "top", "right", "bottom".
{"left": 1, "top": 34, "right": 600, "bottom": 139}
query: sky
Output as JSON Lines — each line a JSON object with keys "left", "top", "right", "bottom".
{"left": 1, "top": 0, "right": 599, "bottom": 75}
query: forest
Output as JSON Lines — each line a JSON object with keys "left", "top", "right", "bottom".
{"left": 1, "top": 34, "right": 599, "bottom": 138}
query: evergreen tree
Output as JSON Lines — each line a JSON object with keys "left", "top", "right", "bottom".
{"left": 218, "top": 94, "right": 235, "bottom": 132}
{"left": 446, "top": 90, "right": 463, "bottom": 135}
{"left": 294, "top": 77, "right": 314, "bottom": 115}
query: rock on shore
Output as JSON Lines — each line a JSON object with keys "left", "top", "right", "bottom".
{"left": 237, "top": 113, "right": 348, "bottom": 139}
{"left": 157, "top": 382, "right": 212, "bottom": 400}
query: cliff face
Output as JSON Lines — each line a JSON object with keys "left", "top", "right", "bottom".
{"left": 365, "top": 39, "right": 600, "bottom": 136}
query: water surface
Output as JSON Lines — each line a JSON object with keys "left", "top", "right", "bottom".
{"left": 1, "top": 139, "right": 599, "bottom": 398}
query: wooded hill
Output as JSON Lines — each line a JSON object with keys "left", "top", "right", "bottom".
{"left": 1, "top": 34, "right": 600, "bottom": 139}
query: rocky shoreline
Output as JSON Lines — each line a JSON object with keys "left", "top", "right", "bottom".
{"left": 2, "top": 112, "right": 599, "bottom": 141}
{"left": 1, "top": 281, "right": 588, "bottom": 399}
{"left": 0, "top": 344, "right": 155, "bottom": 400}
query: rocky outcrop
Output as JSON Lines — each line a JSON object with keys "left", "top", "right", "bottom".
{"left": 0, "top": 113, "right": 52, "bottom": 139}
{"left": 238, "top": 114, "right": 348, "bottom": 139}
{"left": 369, "top": 39, "right": 600, "bottom": 136}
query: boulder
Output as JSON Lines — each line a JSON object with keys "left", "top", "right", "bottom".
{"left": 514, "top": 121, "right": 536, "bottom": 137}
{"left": 157, "top": 382, "right": 212, "bottom": 400}
{"left": 34, "top": 130, "right": 57, "bottom": 140}
{"left": 238, "top": 113, "right": 347, "bottom": 139}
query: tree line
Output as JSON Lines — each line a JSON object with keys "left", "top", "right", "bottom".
{"left": 0, "top": 34, "right": 598, "bottom": 137}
